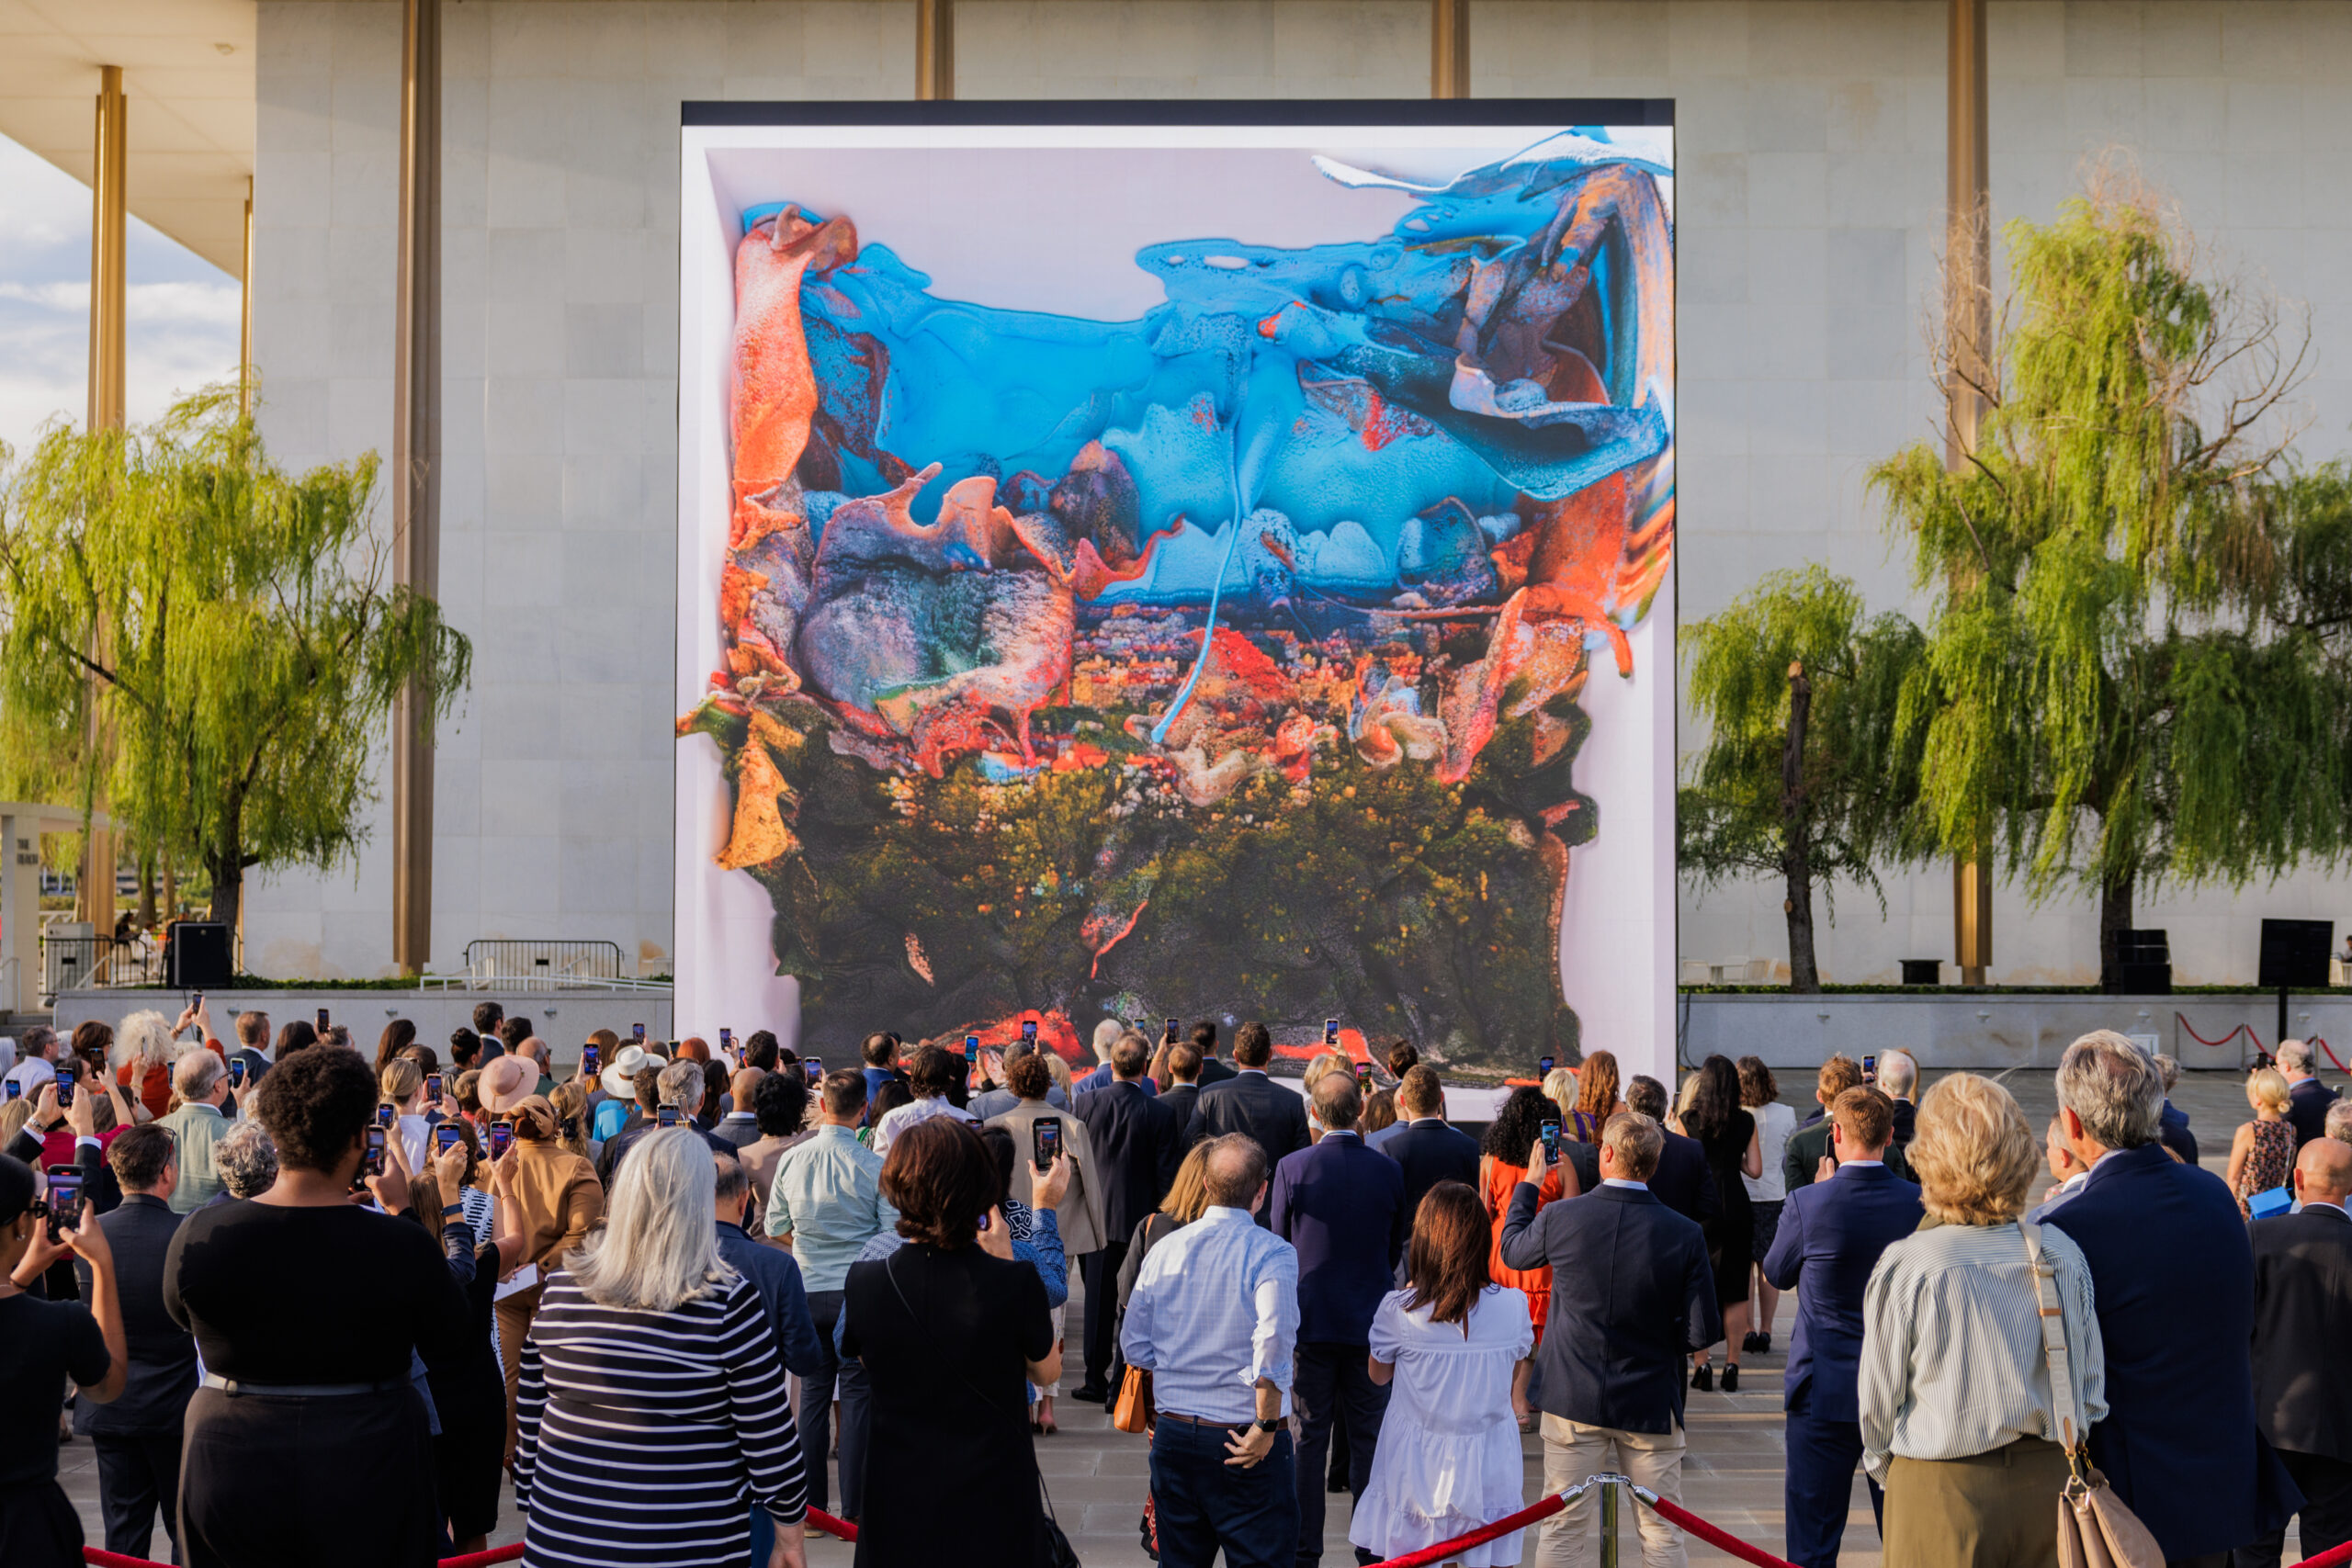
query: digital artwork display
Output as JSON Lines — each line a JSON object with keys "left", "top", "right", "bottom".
{"left": 676, "top": 107, "right": 1675, "bottom": 1067}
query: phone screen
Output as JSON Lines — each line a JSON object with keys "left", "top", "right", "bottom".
{"left": 1165, "top": 1017, "right": 1180, "bottom": 1044}
{"left": 229, "top": 1060, "right": 246, "bottom": 1089}
{"left": 633, "top": 1023, "right": 646, "bottom": 1043}
{"left": 1862, "top": 1054, "right": 1879, "bottom": 1081}
{"left": 1539, "top": 1055, "right": 1555, "bottom": 1077}
{"left": 192, "top": 990, "right": 204, "bottom": 1010}
{"left": 376, "top": 1104, "right": 396, "bottom": 1129}
{"left": 1540, "top": 1120, "right": 1562, "bottom": 1166}
{"left": 582, "top": 1045, "right": 599, "bottom": 1075}
{"left": 363, "top": 1126, "right": 387, "bottom": 1178}
{"left": 425, "top": 1074, "right": 442, "bottom": 1100}
{"left": 1035, "top": 1117, "right": 1062, "bottom": 1167}
{"left": 489, "top": 1122, "right": 514, "bottom": 1157}
{"left": 965, "top": 1034, "right": 980, "bottom": 1062}
{"left": 1022, "top": 1020, "right": 1038, "bottom": 1045}
{"left": 720, "top": 1028, "right": 733, "bottom": 1051}
{"left": 435, "top": 1124, "right": 462, "bottom": 1154}
{"left": 316, "top": 1007, "right": 331, "bottom": 1032}
{"left": 6, "top": 1080, "right": 21, "bottom": 1102}
{"left": 805, "top": 1055, "right": 822, "bottom": 1079}
{"left": 56, "top": 1077, "right": 74, "bottom": 1108}
{"left": 657, "top": 1105, "right": 682, "bottom": 1128}
{"left": 1356, "top": 1063, "right": 1373, "bottom": 1092}
{"left": 46, "top": 1171, "right": 84, "bottom": 1238}
{"left": 1325, "top": 1019, "right": 1340, "bottom": 1047}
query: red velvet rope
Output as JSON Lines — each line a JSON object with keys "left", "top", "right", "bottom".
{"left": 2173, "top": 1014, "right": 2347, "bottom": 1073}
{"left": 1359, "top": 1488, "right": 1574, "bottom": 1568}
{"left": 1635, "top": 1493, "right": 1802, "bottom": 1568}
{"left": 2293, "top": 1536, "right": 2352, "bottom": 1568}
{"left": 84, "top": 1509, "right": 856, "bottom": 1568}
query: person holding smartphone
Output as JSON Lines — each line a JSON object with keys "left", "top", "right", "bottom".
{"left": 983, "top": 1051, "right": 1108, "bottom": 1435}
{"left": 0, "top": 1150, "right": 130, "bottom": 1568}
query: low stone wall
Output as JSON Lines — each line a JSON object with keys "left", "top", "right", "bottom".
{"left": 1681, "top": 990, "right": 2352, "bottom": 1073}
{"left": 48, "top": 987, "right": 674, "bottom": 1067}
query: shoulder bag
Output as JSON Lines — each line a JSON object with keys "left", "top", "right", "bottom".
{"left": 2021, "top": 1223, "right": 2164, "bottom": 1568}
{"left": 887, "top": 1251, "right": 1081, "bottom": 1568}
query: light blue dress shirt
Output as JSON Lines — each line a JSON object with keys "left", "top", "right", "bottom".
{"left": 1120, "top": 1204, "right": 1299, "bottom": 1422}
{"left": 764, "top": 1122, "right": 896, "bottom": 1293}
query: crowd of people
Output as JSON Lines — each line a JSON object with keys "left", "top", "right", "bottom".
{"left": 3, "top": 1005, "right": 2350, "bottom": 1568}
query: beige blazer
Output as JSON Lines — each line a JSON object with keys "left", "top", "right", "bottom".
{"left": 989, "top": 1098, "right": 1107, "bottom": 1256}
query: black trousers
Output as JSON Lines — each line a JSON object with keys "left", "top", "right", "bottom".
{"left": 801, "top": 1289, "right": 874, "bottom": 1519}
{"left": 2233, "top": 1450, "right": 2352, "bottom": 1568}
{"left": 1293, "top": 1341, "right": 1391, "bottom": 1568}
{"left": 95, "top": 1429, "right": 182, "bottom": 1563}
{"left": 1781, "top": 1393, "right": 1881, "bottom": 1568}
{"left": 1080, "top": 1241, "right": 1128, "bottom": 1390}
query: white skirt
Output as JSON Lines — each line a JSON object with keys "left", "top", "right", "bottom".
{"left": 1347, "top": 1412, "right": 1527, "bottom": 1567}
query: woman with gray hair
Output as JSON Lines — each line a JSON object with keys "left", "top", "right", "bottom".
{"left": 112, "top": 1009, "right": 176, "bottom": 1118}
{"left": 514, "top": 1127, "right": 808, "bottom": 1568}
{"left": 209, "top": 1122, "right": 278, "bottom": 1203}
{"left": 1859, "top": 1073, "right": 2108, "bottom": 1566}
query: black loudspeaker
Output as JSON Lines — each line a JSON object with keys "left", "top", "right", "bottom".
{"left": 2258, "top": 919, "right": 2333, "bottom": 989}
{"left": 2101, "top": 929, "right": 2171, "bottom": 995}
{"left": 165, "top": 921, "right": 234, "bottom": 988}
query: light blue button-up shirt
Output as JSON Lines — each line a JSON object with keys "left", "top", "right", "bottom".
{"left": 1120, "top": 1204, "right": 1299, "bottom": 1422}
{"left": 764, "top": 1122, "right": 896, "bottom": 1293}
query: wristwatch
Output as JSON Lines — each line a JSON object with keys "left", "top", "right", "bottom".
{"left": 1253, "top": 1417, "right": 1280, "bottom": 1434}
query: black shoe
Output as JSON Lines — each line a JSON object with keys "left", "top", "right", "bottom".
{"left": 1070, "top": 1384, "right": 1111, "bottom": 1404}
{"left": 1328, "top": 1473, "right": 1349, "bottom": 1494}
{"left": 1722, "top": 1364, "right": 1741, "bottom": 1393}
{"left": 1758, "top": 1331, "right": 1773, "bottom": 1353}
{"left": 1690, "top": 1362, "right": 1713, "bottom": 1393}
{"left": 1739, "top": 1331, "right": 1760, "bottom": 1354}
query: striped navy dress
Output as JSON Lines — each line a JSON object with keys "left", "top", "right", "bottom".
{"left": 514, "top": 1268, "right": 806, "bottom": 1566}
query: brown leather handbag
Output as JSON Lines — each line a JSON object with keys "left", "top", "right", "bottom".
{"left": 1112, "top": 1366, "right": 1153, "bottom": 1434}
{"left": 2023, "top": 1224, "right": 2165, "bottom": 1568}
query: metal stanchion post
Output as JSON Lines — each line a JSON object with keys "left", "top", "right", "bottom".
{"left": 1597, "top": 1473, "right": 1621, "bottom": 1568}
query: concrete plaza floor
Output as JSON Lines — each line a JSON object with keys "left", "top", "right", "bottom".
{"left": 58, "top": 1067, "right": 2312, "bottom": 1565}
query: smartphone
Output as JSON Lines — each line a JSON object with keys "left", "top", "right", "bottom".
{"left": 1325, "top": 1019, "right": 1340, "bottom": 1047}
{"left": 5, "top": 1080, "right": 20, "bottom": 1102}
{"left": 1356, "top": 1063, "right": 1374, "bottom": 1094}
{"left": 1034, "top": 1117, "right": 1063, "bottom": 1168}
{"left": 656, "top": 1105, "right": 682, "bottom": 1128}
{"left": 45, "top": 1170, "right": 84, "bottom": 1239}
{"left": 229, "top": 1059, "right": 247, "bottom": 1089}
{"left": 1539, "top": 1055, "right": 1555, "bottom": 1077}
{"left": 316, "top": 1007, "right": 331, "bottom": 1032}
{"left": 363, "top": 1125, "right": 387, "bottom": 1178}
{"left": 1540, "top": 1120, "right": 1562, "bottom": 1167}
{"left": 376, "top": 1104, "right": 396, "bottom": 1129}
{"left": 192, "top": 989, "right": 204, "bottom": 1011}
{"left": 582, "top": 1044, "right": 600, "bottom": 1076}
{"left": 1165, "top": 1017, "right": 1180, "bottom": 1045}
{"left": 1022, "top": 1019, "right": 1038, "bottom": 1047}
{"left": 56, "top": 1077, "right": 74, "bottom": 1109}
{"left": 1862, "top": 1054, "right": 1879, "bottom": 1083}
{"left": 965, "top": 1034, "right": 980, "bottom": 1063}
{"left": 719, "top": 1028, "right": 734, "bottom": 1053}
{"left": 489, "top": 1122, "right": 514, "bottom": 1158}
{"left": 632, "top": 1023, "right": 646, "bottom": 1044}
{"left": 435, "top": 1123, "right": 463, "bottom": 1155}
{"left": 804, "top": 1055, "right": 822, "bottom": 1079}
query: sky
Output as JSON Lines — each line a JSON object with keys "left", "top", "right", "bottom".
{"left": 0, "top": 131, "right": 242, "bottom": 461}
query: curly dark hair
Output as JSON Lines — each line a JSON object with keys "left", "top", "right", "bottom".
{"left": 753, "top": 1070, "right": 808, "bottom": 1138}
{"left": 1005, "top": 1050, "right": 1053, "bottom": 1100}
{"left": 906, "top": 1044, "right": 958, "bottom": 1097}
{"left": 253, "top": 1044, "right": 377, "bottom": 1174}
{"left": 880, "top": 1118, "right": 994, "bottom": 1248}
{"left": 1482, "top": 1086, "right": 1557, "bottom": 1166}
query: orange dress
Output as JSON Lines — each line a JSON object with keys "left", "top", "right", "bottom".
{"left": 1482, "top": 1154, "right": 1566, "bottom": 1332}
{"left": 118, "top": 1060, "right": 172, "bottom": 1119}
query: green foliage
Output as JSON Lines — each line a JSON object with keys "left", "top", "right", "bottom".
{"left": 1679, "top": 567, "right": 1928, "bottom": 988}
{"left": 0, "top": 387, "right": 472, "bottom": 927}
{"left": 1869, "top": 190, "right": 2352, "bottom": 929}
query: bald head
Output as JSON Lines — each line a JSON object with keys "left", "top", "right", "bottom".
{"left": 2295, "top": 1136, "right": 2352, "bottom": 1207}
{"left": 1201, "top": 1134, "right": 1268, "bottom": 1210}
{"left": 730, "top": 1066, "right": 764, "bottom": 1108}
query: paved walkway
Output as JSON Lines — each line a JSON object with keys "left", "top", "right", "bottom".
{"left": 57, "top": 1068, "right": 2309, "bottom": 1565}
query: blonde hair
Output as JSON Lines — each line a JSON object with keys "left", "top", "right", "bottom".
{"left": 1042, "top": 1051, "right": 1073, "bottom": 1100}
{"left": 380, "top": 1058, "right": 424, "bottom": 1108}
{"left": 1908, "top": 1073, "right": 2039, "bottom": 1226}
{"left": 566, "top": 1128, "right": 736, "bottom": 1312}
{"left": 1159, "top": 1142, "right": 1215, "bottom": 1224}
{"left": 1541, "top": 1067, "right": 1578, "bottom": 1126}
{"left": 549, "top": 1079, "right": 594, "bottom": 1159}
{"left": 2247, "top": 1066, "right": 2290, "bottom": 1116}
{"left": 1303, "top": 1051, "right": 1352, "bottom": 1094}
{"left": 117, "top": 1010, "right": 175, "bottom": 1073}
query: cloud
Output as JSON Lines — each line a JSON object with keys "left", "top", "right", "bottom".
{"left": 0, "top": 133, "right": 241, "bottom": 459}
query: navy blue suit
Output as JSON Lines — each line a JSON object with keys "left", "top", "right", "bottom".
{"left": 2289, "top": 1077, "right": 2339, "bottom": 1151}
{"left": 1380, "top": 1117, "right": 1482, "bottom": 1221}
{"left": 1272, "top": 1131, "right": 1408, "bottom": 1567}
{"left": 2158, "top": 1098, "right": 2199, "bottom": 1165}
{"left": 1646, "top": 1129, "right": 1721, "bottom": 1229}
{"left": 1761, "top": 1163, "right": 1923, "bottom": 1568}
{"left": 2045, "top": 1143, "right": 2301, "bottom": 1560}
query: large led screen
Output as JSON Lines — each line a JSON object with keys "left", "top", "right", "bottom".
{"left": 676, "top": 104, "right": 1676, "bottom": 1071}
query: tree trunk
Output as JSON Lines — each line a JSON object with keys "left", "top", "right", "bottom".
{"left": 207, "top": 852, "right": 242, "bottom": 938}
{"left": 137, "top": 851, "right": 157, "bottom": 931}
{"left": 1781, "top": 660, "right": 1820, "bottom": 992}
{"left": 2098, "top": 864, "right": 2135, "bottom": 979}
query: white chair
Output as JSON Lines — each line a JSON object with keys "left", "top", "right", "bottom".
{"left": 1679, "top": 960, "right": 1713, "bottom": 987}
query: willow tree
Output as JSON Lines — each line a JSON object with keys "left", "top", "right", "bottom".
{"left": 1871, "top": 182, "right": 2352, "bottom": 970}
{"left": 0, "top": 387, "right": 471, "bottom": 935}
{"left": 1679, "top": 566, "right": 1927, "bottom": 990}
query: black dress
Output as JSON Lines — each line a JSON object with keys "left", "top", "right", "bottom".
{"left": 1694, "top": 1109, "right": 1757, "bottom": 1306}
{"left": 842, "top": 1242, "right": 1053, "bottom": 1568}
{"left": 164, "top": 1200, "right": 473, "bottom": 1568}
{"left": 428, "top": 1240, "right": 507, "bottom": 1541}
{"left": 0, "top": 1291, "right": 110, "bottom": 1568}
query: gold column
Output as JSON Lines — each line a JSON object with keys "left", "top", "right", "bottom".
{"left": 1946, "top": 0, "right": 1992, "bottom": 987}
{"left": 916, "top": 0, "right": 954, "bottom": 100}
{"left": 392, "top": 0, "right": 441, "bottom": 975}
{"left": 1431, "top": 0, "right": 1470, "bottom": 99}
{"left": 78, "top": 65, "right": 127, "bottom": 940}
{"left": 239, "top": 175, "right": 254, "bottom": 417}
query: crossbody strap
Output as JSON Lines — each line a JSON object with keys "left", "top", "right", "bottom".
{"left": 2019, "top": 1221, "right": 2082, "bottom": 1458}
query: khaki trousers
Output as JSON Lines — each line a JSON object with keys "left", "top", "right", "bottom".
{"left": 494, "top": 1280, "right": 544, "bottom": 1466}
{"left": 1538, "top": 1414, "right": 1687, "bottom": 1568}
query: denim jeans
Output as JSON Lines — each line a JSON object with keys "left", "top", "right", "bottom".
{"left": 1151, "top": 1418, "right": 1298, "bottom": 1568}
